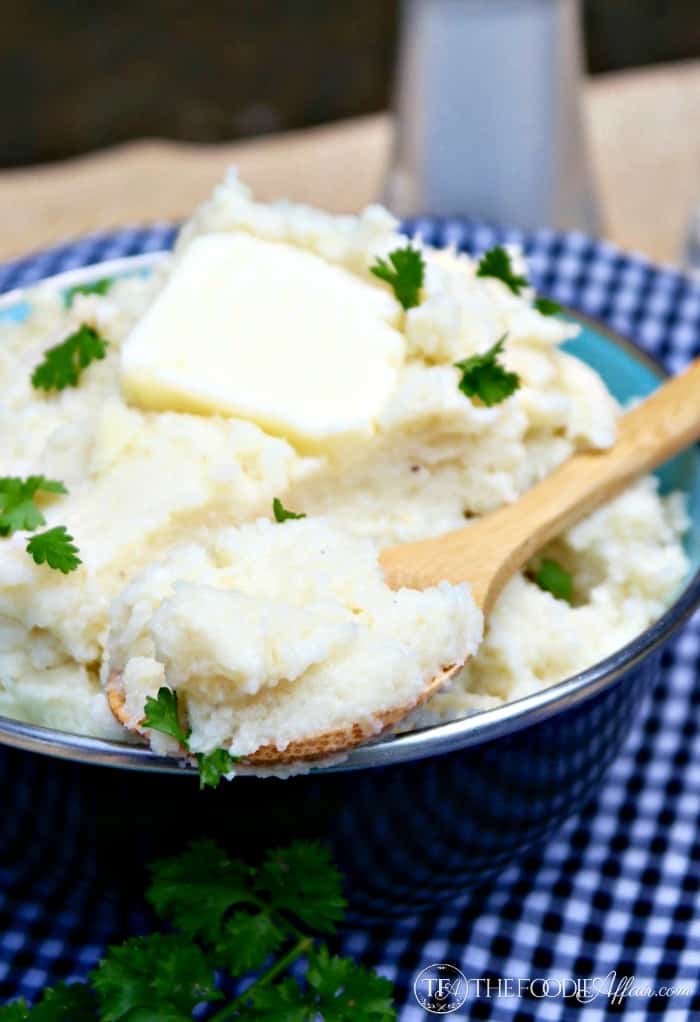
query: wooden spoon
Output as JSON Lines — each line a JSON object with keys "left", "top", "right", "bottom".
{"left": 108, "top": 357, "right": 700, "bottom": 764}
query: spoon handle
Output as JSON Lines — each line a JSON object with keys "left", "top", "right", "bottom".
{"left": 381, "top": 356, "right": 700, "bottom": 610}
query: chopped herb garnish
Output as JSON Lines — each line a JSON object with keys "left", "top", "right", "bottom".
{"left": 370, "top": 244, "right": 425, "bottom": 310}
{"left": 534, "top": 558, "right": 573, "bottom": 603}
{"left": 0, "top": 838, "right": 395, "bottom": 1020}
{"left": 273, "top": 497, "right": 306, "bottom": 523}
{"left": 196, "top": 748, "right": 239, "bottom": 790}
{"left": 64, "top": 277, "right": 114, "bottom": 307}
{"left": 26, "top": 526, "right": 81, "bottom": 574}
{"left": 143, "top": 687, "right": 189, "bottom": 747}
{"left": 534, "top": 296, "right": 563, "bottom": 316}
{"left": 476, "top": 245, "right": 528, "bottom": 295}
{"left": 31, "top": 324, "right": 109, "bottom": 392}
{"left": 143, "top": 686, "right": 238, "bottom": 790}
{"left": 454, "top": 335, "right": 520, "bottom": 406}
{"left": 0, "top": 475, "right": 67, "bottom": 536}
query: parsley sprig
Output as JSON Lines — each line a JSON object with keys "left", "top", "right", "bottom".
{"left": 476, "top": 245, "right": 563, "bottom": 315}
{"left": 143, "top": 687, "right": 239, "bottom": 789}
{"left": 370, "top": 244, "right": 425, "bottom": 310}
{"left": 0, "top": 476, "right": 67, "bottom": 536}
{"left": 26, "top": 526, "right": 81, "bottom": 574}
{"left": 455, "top": 335, "right": 520, "bottom": 406}
{"left": 31, "top": 324, "right": 109, "bottom": 393}
{"left": 0, "top": 839, "right": 396, "bottom": 1021}
{"left": 476, "top": 245, "right": 528, "bottom": 295}
{"left": 273, "top": 497, "right": 306, "bottom": 523}
{"left": 0, "top": 476, "right": 81, "bottom": 574}
{"left": 64, "top": 277, "right": 114, "bottom": 308}
{"left": 534, "top": 296, "right": 563, "bottom": 316}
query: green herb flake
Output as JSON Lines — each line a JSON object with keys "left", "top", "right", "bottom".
{"left": 476, "top": 245, "right": 528, "bottom": 295}
{"left": 142, "top": 687, "right": 189, "bottom": 747}
{"left": 370, "top": 244, "right": 425, "bottom": 310}
{"left": 196, "top": 748, "right": 238, "bottom": 790}
{"left": 454, "top": 335, "right": 520, "bottom": 407}
{"left": 0, "top": 476, "right": 67, "bottom": 536}
{"left": 534, "top": 558, "right": 573, "bottom": 603}
{"left": 273, "top": 497, "right": 306, "bottom": 523}
{"left": 31, "top": 324, "right": 109, "bottom": 392}
{"left": 64, "top": 277, "right": 114, "bottom": 307}
{"left": 26, "top": 526, "right": 81, "bottom": 574}
{"left": 143, "top": 689, "right": 239, "bottom": 788}
{"left": 534, "top": 296, "right": 563, "bottom": 316}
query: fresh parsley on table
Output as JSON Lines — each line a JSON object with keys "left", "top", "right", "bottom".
{"left": 454, "top": 335, "right": 521, "bottom": 406}
{"left": 370, "top": 244, "right": 425, "bottom": 310}
{"left": 31, "top": 324, "right": 109, "bottom": 392}
{"left": 0, "top": 839, "right": 396, "bottom": 1021}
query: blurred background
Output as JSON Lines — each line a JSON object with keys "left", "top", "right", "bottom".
{"left": 2, "top": 0, "right": 698, "bottom": 166}
{"left": 0, "top": 0, "right": 698, "bottom": 268}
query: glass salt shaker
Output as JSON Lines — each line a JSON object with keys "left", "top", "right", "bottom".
{"left": 384, "top": 0, "right": 600, "bottom": 233}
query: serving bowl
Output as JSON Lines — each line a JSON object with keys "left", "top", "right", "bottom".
{"left": 1, "top": 252, "right": 699, "bottom": 915}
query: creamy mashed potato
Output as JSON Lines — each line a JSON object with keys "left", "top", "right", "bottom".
{"left": 107, "top": 519, "right": 481, "bottom": 757}
{"left": 0, "top": 171, "right": 689, "bottom": 760}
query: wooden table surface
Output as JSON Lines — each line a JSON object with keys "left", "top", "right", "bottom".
{"left": 0, "top": 60, "right": 698, "bottom": 269}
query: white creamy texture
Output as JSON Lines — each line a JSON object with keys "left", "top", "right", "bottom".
{"left": 0, "top": 171, "right": 689, "bottom": 757}
{"left": 106, "top": 519, "right": 482, "bottom": 756}
{"left": 121, "top": 233, "right": 405, "bottom": 450}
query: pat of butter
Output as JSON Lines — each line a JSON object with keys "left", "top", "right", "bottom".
{"left": 120, "top": 233, "right": 404, "bottom": 449}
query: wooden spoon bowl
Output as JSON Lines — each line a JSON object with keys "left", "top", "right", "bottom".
{"left": 108, "top": 357, "right": 700, "bottom": 765}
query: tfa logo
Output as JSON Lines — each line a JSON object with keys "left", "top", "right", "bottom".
{"left": 414, "top": 963, "right": 468, "bottom": 1014}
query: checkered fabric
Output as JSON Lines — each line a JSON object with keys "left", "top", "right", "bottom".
{"left": 1, "top": 222, "right": 700, "bottom": 1021}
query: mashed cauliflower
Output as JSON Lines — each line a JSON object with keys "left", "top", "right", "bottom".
{"left": 0, "top": 171, "right": 689, "bottom": 760}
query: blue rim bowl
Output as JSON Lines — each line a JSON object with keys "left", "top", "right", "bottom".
{"left": 1, "top": 250, "right": 699, "bottom": 910}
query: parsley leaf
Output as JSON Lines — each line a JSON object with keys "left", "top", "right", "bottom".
{"left": 0, "top": 984, "right": 96, "bottom": 1020}
{"left": 370, "top": 244, "right": 425, "bottom": 310}
{"left": 64, "top": 277, "right": 114, "bottom": 307}
{"left": 147, "top": 838, "right": 254, "bottom": 945}
{"left": 273, "top": 497, "right": 306, "bottom": 523}
{"left": 196, "top": 748, "right": 238, "bottom": 789}
{"left": 258, "top": 840, "right": 347, "bottom": 934}
{"left": 26, "top": 526, "right": 81, "bottom": 574}
{"left": 216, "top": 910, "right": 286, "bottom": 975}
{"left": 454, "top": 335, "right": 520, "bottom": 406}
{"left": 0, "top": 1001, "right": 28, "bottom": 1021}
{"left": 248, "top": 976, "right": 312, "bottom": 1022}
{"left": 534, "top": 558, "right": 573, "bottom": 603}
{"left": 534, "top": 296, "right": 563, "bottom": 316}
{"left": 306, "top": 945, "right": 396, "bottom": 1022}
{"left": 476, "top": 245, "right": 528, "bottom": 295}
{"left": 142, "top": 686, "right": 189, "bottom": 746}
{"left": 142, "top": 690, "right": 238, "bottom": 787}
{"left": 31, "top": 324, "right": 109, "bottom": 392}
{"left": 92, "top": 934, "right": 221, "bottom": 1021}
{"left": 0, "top": 476, "right": 67, "bottom": 536}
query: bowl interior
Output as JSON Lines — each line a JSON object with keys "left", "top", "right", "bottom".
{"left": 1, "top": 256, "right": 699, "bottom": 773}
